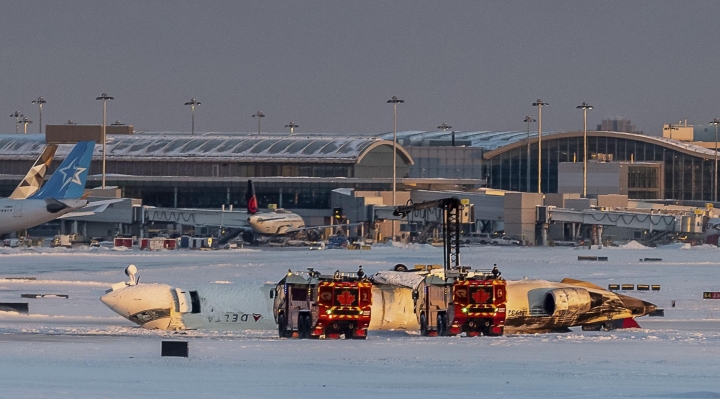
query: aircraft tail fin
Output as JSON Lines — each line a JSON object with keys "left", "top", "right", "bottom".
{"left": 612, "top": 318, "right": 641, "bottom": 329}
{"left": 8, "top": 144, "right": 58, "bottom": 199}
{"left": 247, "top": 180, "right": 258, "bottom": 214}
{"left": 29, "top": 141, "right": 95, "bottom": 200}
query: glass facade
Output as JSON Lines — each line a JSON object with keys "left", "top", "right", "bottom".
{"left": 487, "top": 135, "right": 717, "bottom": 201}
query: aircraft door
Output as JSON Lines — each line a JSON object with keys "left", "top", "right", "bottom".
{"left": 13, "top": 203, "right": 22, "bottom": 217}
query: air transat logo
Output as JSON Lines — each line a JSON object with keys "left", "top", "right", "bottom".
{"left": 336, "top": 290, "right": 356, "bottom": 306}
{"left": 57, "top": 163, "right": 86, "bottom": 188}
{"left": 472, "top": 289, "right": 491, "bottom": 304}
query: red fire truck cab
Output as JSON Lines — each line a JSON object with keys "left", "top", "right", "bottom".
{"left": 274, "top": 268, "right": 372, "bottom": 339}
{"left": 448, "top": 270, "right": 506, "bottom": 336}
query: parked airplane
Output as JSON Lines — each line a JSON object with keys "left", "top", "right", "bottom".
{"left": 0, "top": 141, "right": 95, "bottom": 236}
{"left": 100, "top": 266, "right": 656, "bottom": 333}
{"left": 8, "top": 144, "right": 57, "bottom": 199}
{"left": 243, "top": 180, "right": 308, "bottom": 242}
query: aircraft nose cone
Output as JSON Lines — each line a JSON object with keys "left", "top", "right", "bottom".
{"left": 99, "top": 283, "right": 175, "bottom": 321}
{"left": 100, "top": 291, "right": 117, "bottom": 309}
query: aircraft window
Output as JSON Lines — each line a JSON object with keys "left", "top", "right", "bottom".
{"left": 190, "top": 291, "right": 201, "bottom": 314}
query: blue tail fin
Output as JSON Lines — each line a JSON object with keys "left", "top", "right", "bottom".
{"left": 30, "top": 141, "right": 95, "bottom": 199}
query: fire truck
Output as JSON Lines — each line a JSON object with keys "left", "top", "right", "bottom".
{"left": 274, "top": 267, "right": 372, "bottom": 339}
{"left": 393, "top": 198, "right": 507, "bottom": 337}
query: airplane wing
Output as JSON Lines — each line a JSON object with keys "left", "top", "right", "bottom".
{"left": 57, "top": 199, "right": 123, "bottom": 219}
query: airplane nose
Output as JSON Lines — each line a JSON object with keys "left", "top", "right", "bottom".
{"left": 100, "top": 291, "right": 117, "bottom": 310}
{"left": 100, "top": 283, "right": 175, "bottom": 329}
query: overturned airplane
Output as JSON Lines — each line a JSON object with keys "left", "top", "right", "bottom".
{"left": 100, "top": 265, "right": 656, "bottom": 334}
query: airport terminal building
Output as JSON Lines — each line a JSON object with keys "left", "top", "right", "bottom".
{"left": 1, "top": 127, "right": 719, "bottom": 210}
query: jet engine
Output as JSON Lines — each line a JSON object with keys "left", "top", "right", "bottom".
{"left": 543, "top": 288, "right": 592, "bottom": 317}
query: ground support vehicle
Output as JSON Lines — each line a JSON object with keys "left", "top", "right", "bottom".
{"left": 274, "top": 268, "right": 372, "bottom": 339}
{"left": 416, "top": 273, "right": 453, "bottom": 336}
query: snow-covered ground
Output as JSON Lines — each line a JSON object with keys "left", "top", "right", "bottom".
{"left": 1, "top": 244, "right": 720, "bottom": 398}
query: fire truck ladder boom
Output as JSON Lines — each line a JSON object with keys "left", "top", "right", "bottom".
{"left": 394, "top": 197, "right": 462, "bottom": 271}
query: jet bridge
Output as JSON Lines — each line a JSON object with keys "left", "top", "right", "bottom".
{"left": 140, "top": 206, "right": 250, "bottom": 229}
{"left": 547, "top": 208, "right": 679, "bottom": 232}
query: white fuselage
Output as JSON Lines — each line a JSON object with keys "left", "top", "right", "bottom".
{"left": 0, "top": 198, "right": 87, "bottom": 235}
{"left": 247, "top": 210, "right": 305, "bottom": 235}
{"left": 101, "top": 274, "right": 655, "bottom": 333}
{"left": 101, "top": 281, "right": 277, "bottom": 330}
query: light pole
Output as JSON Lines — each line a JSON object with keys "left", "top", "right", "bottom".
{"left": 532, "top": 99, "right": 548, "bottom": 193}
{"left": 31, "top": 97, "right": 46, "bottom": 134}
{"left": 184, "top": 98, "right": 201, "bottom": 135}
{"left": 20, "top": 117, "right": 32, "bottom": 134}
{"left": 96, "top": 93, "right": 114, "bottom": 189}
{"left": 285, "top": 122, "right": 299, "bottom": 134}
{"left": 10, "top": 111, "right": 23, "bottom": 133}
{"left": 576, "top": 102, "right": 593, "bottom": 197}
{"left": 711, "top": 118, "right": 720, "bottom": 202}
{"left": 523, "top": 116, "right": 536, "bottom": 192}
{"left": 252, "top": 111, "right": 265, "bottom": 135}
{"left": 387, "top": 96, "right": 404, "bottom": 241}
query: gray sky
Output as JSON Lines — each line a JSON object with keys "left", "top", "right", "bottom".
{"left": 2, "top": 1, "right": 719, "bottom": 136}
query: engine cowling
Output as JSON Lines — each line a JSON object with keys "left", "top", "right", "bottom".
{"left": 543, "top": 288, "right": 592, "bottom": 317}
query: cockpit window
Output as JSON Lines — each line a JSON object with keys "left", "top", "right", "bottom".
{"left": 129, "top": 308, "right": 171, "bottom": 325}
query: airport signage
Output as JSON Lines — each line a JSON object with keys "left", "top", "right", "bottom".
{"left": 703, "top": 292, "right": 720, "bottom": 299}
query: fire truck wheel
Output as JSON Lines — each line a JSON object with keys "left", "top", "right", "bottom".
{"left": 436, "top": 314, "right": 446, "bottom": 336}
{"left": 278, "top": 313, "right": 287, "bottom": 338}
{"left": 420, "top": 313, "right": 428, "bottom": 336}
{"left": 393, "top": 264, "right": 408, "bottom": 272}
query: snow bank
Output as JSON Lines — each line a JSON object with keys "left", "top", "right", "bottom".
{"left": 618, "top": 240, "right": 649, "bottom": 249}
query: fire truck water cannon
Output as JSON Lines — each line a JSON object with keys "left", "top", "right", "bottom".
{"left": 273, "top": 266, "right": 372, "bottom": 340}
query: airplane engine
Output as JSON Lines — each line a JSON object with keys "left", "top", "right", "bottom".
{"left": 543, "top": 288, "right": 592, "bottom": 317}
